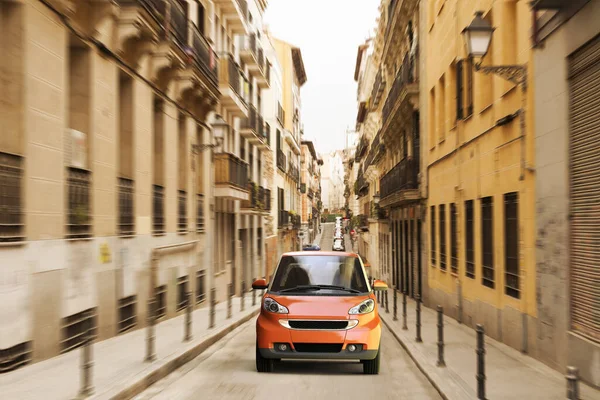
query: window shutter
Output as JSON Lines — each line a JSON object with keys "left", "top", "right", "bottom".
{"left": 456, "top": 60, "right": 464, "bottom": 120}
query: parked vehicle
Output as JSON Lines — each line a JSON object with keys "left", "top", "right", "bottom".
{"left": 302, "top": 244, "right": 321, "bottom": 251}
{"left": 252, "top": 252, "right": 388, "bottom": 374}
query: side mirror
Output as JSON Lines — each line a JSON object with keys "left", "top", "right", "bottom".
{"left": 252, "top": 278, "right": 268, "bottom": 290}
{"left": 372, "top": 280, "right": 388, "bottom": 291}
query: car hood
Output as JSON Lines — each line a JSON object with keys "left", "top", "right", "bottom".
{"left": 269, "top": 294, "right": 371, "bottom": 318}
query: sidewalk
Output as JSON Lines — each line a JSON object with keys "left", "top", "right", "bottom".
{"left": 380, "top": 290, "right": 599, "bottom": 400}
{"left": 1, "top": 297, "right": 259, "bottom": 400}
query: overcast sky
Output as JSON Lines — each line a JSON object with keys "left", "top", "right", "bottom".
{"left": 264, "top": 0, "right": 380, "bottom": 156}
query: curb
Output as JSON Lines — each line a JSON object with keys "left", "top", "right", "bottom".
{"left": 381, "top": 313, "right": 474, "bottom": 400}
{"left": 105, "top": 309, "right": 260, "bottom": 400}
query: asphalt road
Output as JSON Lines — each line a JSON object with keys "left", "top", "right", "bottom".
{"left": 134, "top": 222, "right": 440, "bottom": 400}
{"left": 133, "top": 320, "right": 442, "bottom": 400}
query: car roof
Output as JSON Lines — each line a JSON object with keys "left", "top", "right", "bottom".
{"left": 283, "top": 251, "right": 358, "bottom": 257}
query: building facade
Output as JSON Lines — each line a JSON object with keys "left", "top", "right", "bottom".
{"left": 0, "top": 0, "right": 304, "bottom": 371}
{"left": 531, "top": 0, "right": 600, "bottom": 387}
{"left": 300, "top": 140, "right": 322, "bottom": 245}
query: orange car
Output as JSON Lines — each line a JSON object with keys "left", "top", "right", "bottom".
{"left": 252, "top": 251, "right": 388, "bottom": 374}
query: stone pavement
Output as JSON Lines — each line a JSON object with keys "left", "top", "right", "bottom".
{"left": 0, "top": 297, "right": 259, "bottom": 400}
{"left": 379, "top": 290, "right": 600, "bottom": 400}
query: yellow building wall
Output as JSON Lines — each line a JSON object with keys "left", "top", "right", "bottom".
{"left": 272, "top": 38, "right": 294, "bottom": 132}
{"left": 426, "top": 0, "right": 536, "bottom": 318}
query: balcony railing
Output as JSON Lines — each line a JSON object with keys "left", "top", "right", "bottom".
{"left": 191, "top": 24, "right": 218, "bottom": 87}
{"left": 288, "top": 161, "right": 300, "bottom": 183}
{"left": 235, "top": 0, "right": 248, "bottom": 22}
{"left": 220, "top": 54, "right": 243, "bottom": 98}
{"left": 264, "top": 123, "right": 271, "bottom": 146}
{"left": 382, "top": 53, "right": 417, "bottom": 125}
{"left": 354, "top": 135, "right": 368, "bottom": 162}
{"left": 277, "top": 102, "right": 285, "bottom": 125}
{"left": 278, "top": 209, "right": 289, "bottom": 228}
{"left": 365, "top": 130, "right": 384, "bottom": 168}
{"left": 214, "top": 152, "right": 248, "bottom": 190}
{"left": 277, "top": 149, "right": 286, "bottom": 172}
{"left": 380, "top": 158, "right": 418, "bottom": 200}
{"left": 196, "top": 194, "right": 205, "bottom": 232}
{"left": 264, "top": 188, "right": 271, "bottom": 211}
{"left": 371, "top": 69, "right": 385, "bottom": 109}
{"left": 241, "top": 182, "right": 258, "bottom": 209}
{"left": 241, "top": 104, "right": 258, "bottom": 132}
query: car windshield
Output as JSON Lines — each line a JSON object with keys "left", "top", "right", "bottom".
{"left": 270, "top": 255, "right": 369, "bottom": 294}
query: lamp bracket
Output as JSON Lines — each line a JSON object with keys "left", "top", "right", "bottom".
{"left": 473, "top": 63, "right": 527, "bottom": 87}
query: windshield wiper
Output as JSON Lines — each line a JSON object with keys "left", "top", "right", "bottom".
{"left": 278, "top": 284, "right": 361, "bottom": 294}
{"left": 278, "top": 285, "right": 322, "bottom": 293}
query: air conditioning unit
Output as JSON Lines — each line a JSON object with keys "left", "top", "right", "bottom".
{"left": 65, "top": 128, "right": 88, "bottom": 169}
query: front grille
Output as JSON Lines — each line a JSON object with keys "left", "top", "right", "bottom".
{"left": 288, "top": 320, "right": 348, "bottom": 330}
{"left": 293, "top": 343, "right": 343, "bottom": 353}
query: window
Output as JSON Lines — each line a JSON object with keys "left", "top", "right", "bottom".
{"left": 465, "top": 58, "right": 474, "bottom": 117}
{"left": 430, "top": 205, "right": 436, "bottom": 266}
{"left": 481, "top": 197, "right": 494, "bottom": 288}
{"left": 257, "top": 227, "right": 262, "bottom": 256}
{"left": 177, "top": 276, "right": 189, "bottom": 311}
{"left": 155, "top": 285, "right": 167, "bottom": 319}
{"left": 456, "top": 60, "right": 464, "bottom": 120}
{"left": 465, "top": 200, "right": 475, "bottom": 278}
{"left": 118, "top": 178, "right": 134, "bottom": 236}
{"left": 152, "top": 185, "right": 165, "bottom": 234}
{"left": 504, "top": 192, "right": 519, "bottom": 298}
{"left": 178, "top": 190, "right": 187, "bottom": 233}
{"left": 450, "top": 203, "right": 457, "bottom": 274}
{"left": 196, "top": 194, "right": 205, "bottom": 232}
{"left": 429, "top": 88, "right": 436, "bottom": 146}
{"left": 197, "top": 2, "right": 205, "bottom": 34}
{"left": 118, "top": 295, "right": 136, "bottom": 334}
{"left": 196, "top": 270, "right": 206, "bottom": 303}
{"left": 438, "top": 75, "right": 446, "bottom": 142}
{"left": 67, "top": 168, "right": 91, "bottom": 239}
{"left": 439, "top": 204, "right": 446, "bottom": 270}
{"left": 61, "top": 308, "right": 97, "bottom": 353}
{"left": 0, "top": 152, "right": 24, "bottom": 242}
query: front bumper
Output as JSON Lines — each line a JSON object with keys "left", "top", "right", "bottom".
{"left": 256, "top": 312, "right": 381, "bottom": 361}
{"left": 259, "top": 347, "right": 378, "bottom": 360}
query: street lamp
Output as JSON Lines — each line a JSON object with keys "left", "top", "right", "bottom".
{"left": 373, "top": 192, "right": 380, "bottom": 206}
{"left": 191, "top": 114, "right": 226, "bottom": 154}
{"left": 461, "top": 11, "right": 527, "bottom": 87}
{"left": 462, "top": 11, "right": 529, "bottom": 181}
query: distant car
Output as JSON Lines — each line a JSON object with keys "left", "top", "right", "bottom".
{"left": 253, "top": 251, "right": 388, "bottom": 374}
{"left": 302, "top": 244, "right": 321, "bottom": 251}
{"left": 333, "top": 239, "right": 345, "bottom": 251}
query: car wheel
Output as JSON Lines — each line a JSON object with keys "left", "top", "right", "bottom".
{"left": 256, "top": 343, "right": 274, "bottom": 373}
{"left": 362, "top": 348, "right": 380, "bottom": 375}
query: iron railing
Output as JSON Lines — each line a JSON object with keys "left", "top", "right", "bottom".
{"left": 214, "top": 153, "right": 248, "bottom": 190}
{"left": 242, "top": 104, "right": 258, "bottom": 133}
{"left": 118, "top": 178, "right": 135, "bottom": 236}
{"left": 382, "top": 53, "right": 417, "bottom": 125}
{"left": 196, "top": 194, "right": 205, "bottom": 232}
{"left": 379, "top": 158, "right": 418, "bottom": 200}
{"left": 371, "top": 69, "right": 385, "bottom": 108}
{"left": 152, "top": 184, "right": 165, "bottom": 234}
{"left": 278, "top": 209, "right": 289, "bottom": 228}
{"left": 277, "top": 149, "right": 286, "bottom": 172}
{"left": 235, "top": 0, "right": 248, "bottom": 22}
{"left": 178, "top": 190, "right": 187, "bottom": 233}
{"left": 354, "top": 135, "right": 368, "bottom": 162}
{"left": 264, "top": 122, "right": 271, "bottom": 146}
{"left": 191, "top": 24, "right": 218, "bottom": 87}
{"left": 0, "top": 152, "right": 24, "bottom": 243}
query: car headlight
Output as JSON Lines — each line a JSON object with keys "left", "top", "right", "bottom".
{"left": 263, "top": 297, "right": 289, "bottom": 314}
{"left": 348, "top": 299, "right": 375, "bottom": 315}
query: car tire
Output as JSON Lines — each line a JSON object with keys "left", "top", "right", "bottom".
{"left": 256, "top": 343, "right": 274, "bottom": 373}
{"left": 362, "top": 348, "right": 380, "bottom": 375}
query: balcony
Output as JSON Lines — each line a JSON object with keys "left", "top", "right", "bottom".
{"left": 213, "top": 0, "right": 249, "bottom": 35}
{"left": 240, "top": 105, "right": 266, "bottom": 146}
{"left": 214, "top": 152, "right": 249, "bottom": 201}
{"left": 278, "top": 209, "right": 289, "bottom": 228}
{"left": 238, "top": 34, "right": 269, "bottom": 88}
{"left": 288, "top": 161, "right": 300, "bottom": 183}
{"left": 218, "top": 54, "right": 248, "bottom": 117}
{"left": 257, "top": 123, "right": 271, "bottom": 151}
{"left": 284, "top": 129, "right": 300, "bottom": 155}
{"left": 277, "top": 102, "right": 285, "bottom": 126}
{"left": 364, "top": 130, "right": 385, "bottom": 173}
{"left": 277, "top": 150, "right": 286, "bottom": 173}
{"left": 241, "top": 183, "right": 271, "bottom": 213}
{"left": 379, "top": 158, "right": 419, "bottom": 208}
{"left": 354, "top": 135, "right": 369, "bottom": 163}
{"left": 239, "top": 34, "right": 259, "bottom": 66}
{"left": 381, "top": 53, "right": 418, "bottom": 135}
{"left": 354, "top": 168, "right": 369, "bottom": 198}
{"left": 190, "top": 24, "right": 219, "bottom": 91}
{"left": 371, "top": 69, "right": 386, "bottom": 109}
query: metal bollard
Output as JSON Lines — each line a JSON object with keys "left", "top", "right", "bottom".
{"left": 566, "top": 366, "right": 580, "bottom": 400}
{"left": 145, "top": 297, "right": 156, "bottom": 362}
{"left": 415, "top": 294, "right": 422, "bottom": 342}
{"left": 436, "top": 305, "right": 445, "bottom": 367}
{"left": 385, "top": 290, "right": 389, "bottom": 313}
{"left": 241, "top": 280, "right": 246, "bottom": 312}
{"left": 209, "top": 287, "right": 216, "bottom": 329}
{"left": 252, "top": 277, "right": 257, "bottom": 306}
{"left": 402, "top": 292, "right": 408, "bottom": 330}
{"left": 184, "top": 291, "right": 192, "bottom": 342}
{"left": 78, "top": 315, "right": 94, "bottom": 398}
{"left": 476, "top": 324, "right": 487, "bottom": 400}
{"left": 393, "top": 289, "right": 398, "bottom": 321}
{"left": 227, "top": 283, "right": 232, "bottom": 319}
